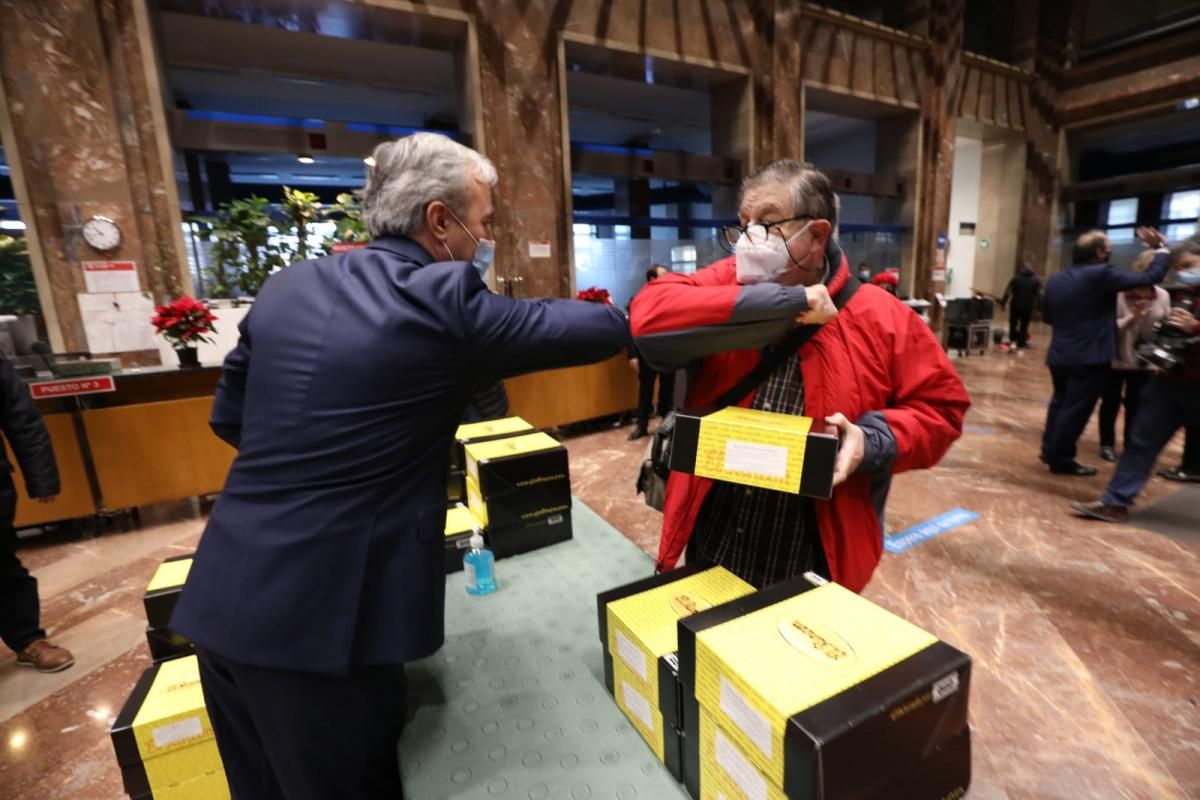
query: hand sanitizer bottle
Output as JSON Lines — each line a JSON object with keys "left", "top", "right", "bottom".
{"left": 464, "top": 530, "right": 496, "bottom": 596}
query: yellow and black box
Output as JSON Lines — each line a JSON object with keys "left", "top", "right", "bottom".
{"left": 447, "top": 470, "right": 466, "bottom": 504}
{"left": 696, "top": 704, "right": 971, "bottom": 800}
{"left": 596, "top": 565, "right": 756, "bottom": 782}
{"left": 464, "top": 432, "right": 572, "bottom": 530}
{"left": 145, "top": 626, "right": 194, "bottom": 664}
{"left": 488, "top": 510, "right": 573, "bottom": 559}
{"left": 676, "top": 574, "right": 971, "bottom": 800}
{"left": 110, "top": 654, "right": 229, "bottom": 800}
{"left": 667, "top": 407, "right": 839, "bottom": 499}
{"left": 444, "top": 503, "right": 485, "bottom": 573}
{"left": 143, "top": 554, "right": 193, "bottom": 630}
{"left": 450, "top": 416, "right": 535, "bottom": 472}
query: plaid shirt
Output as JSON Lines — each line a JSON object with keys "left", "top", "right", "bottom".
{"left": 688, "top": 353, "right": 829, "bottom": 588}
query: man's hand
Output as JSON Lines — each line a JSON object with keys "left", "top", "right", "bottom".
{"left": 628, "top": 358, "right": 639, "bottom": 372}
{"left": 1167, "top": 307, "right": 1199, "bottom": 335}
{"left": 824, "top": 413, "right": 865, "bottom": 487}
{"left": 1136, "top": 226, "right": 1167, "bottom": 249}
{"left": 33, "top": 495, "right": 58, "bottom": 505}
{"left": 796, "top": 284, "right": 838, "bottom": 326}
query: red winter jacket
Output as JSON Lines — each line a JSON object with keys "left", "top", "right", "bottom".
{"left": 629, "top": 245, "right": 969, "bottom": 592}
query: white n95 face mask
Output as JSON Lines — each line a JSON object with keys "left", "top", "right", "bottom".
{"left": 734, "top": 222, "right": 811, "bottom": 285}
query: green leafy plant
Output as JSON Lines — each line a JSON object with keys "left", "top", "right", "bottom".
{"left": 283, "top": 185, "right": 322, "bottom": 261}
{"left": 0, "top": 234, "right": 41, "bottom": 317}
{"left": 324, "top": 192, "right": 370, "bottom": 245}
{"left": 196, "top": 195, "right": 288, "bottom": 298}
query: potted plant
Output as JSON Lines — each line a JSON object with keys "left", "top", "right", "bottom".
{"left": 575, "top": 286, "right": 612, "bottom": 304}
{"left": 0, "top": 234, "right": 43, "bottom": 350}
{"left": 151, "top": 295, "right": 217, "bottom": 368}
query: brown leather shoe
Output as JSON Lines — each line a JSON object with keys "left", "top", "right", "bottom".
{"left": 1070, "top": 500, "right": 1128, "bottom": 524}
{"left": 16, "top": 639, "right": 75, "bottom": 673}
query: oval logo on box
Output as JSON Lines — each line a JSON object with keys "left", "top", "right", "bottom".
{"left": 778, "top": 618, "right": 856, "bottom": 663}
{"left": 669, "top": 593, "right": 712, "bottom": 618}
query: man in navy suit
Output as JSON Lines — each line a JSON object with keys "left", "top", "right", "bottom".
{"left": 1040, "top": 226, "right": 1169, "bottom": 475}
{"left": 171, "top": 133, "right": 630, "bottom": 798}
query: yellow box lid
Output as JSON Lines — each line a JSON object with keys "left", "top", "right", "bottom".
{"left": 608, "top": 566, "right": 754, "bottom": 663}
{"left": 146, "top": 559, "right": 192, "bottom": 594}
{"left": 445, "top": 505, "right": 482, "bottom": 537}
{"left": 696, "top": 583, "right": 937, "bottom": 757}
{"left": 464, "top": 431, "right": 562, "bottom": 463}
{"left": 456, "top": 416, "right": 533, "bottom": 441}
{"left": 130, "top": 656, "right": 213, "bottom": 761}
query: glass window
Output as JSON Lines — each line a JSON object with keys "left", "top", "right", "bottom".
{"left": 1166, "top": 223, "right": 1197, "bottom": 242}
{"left": 614, "top": 225, "right": 631, "bottom": 240}
{"left": 1106, "top": 197, "right": 1137, "bottom": 243}
{"left": 1164, "top": 190, "right": 1200, "bottom": 222}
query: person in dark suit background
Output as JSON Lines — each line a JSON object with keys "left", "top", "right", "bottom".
{"left": 171, "top": 133, "right": 630, "bottom": 799}
{"left": 627, "top": 264, "right": 675, "bottom": 441}
{"left": 1, "top": 356, "right": 72, "bottom": 673}
{"left": 1040, "top": 227, "right": 1169, "bottom": 476}
{"left": 1000, "top": 261, "right": 1041, "bottom": 349}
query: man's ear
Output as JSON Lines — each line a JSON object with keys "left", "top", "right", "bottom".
{"left": 810, "top": 219, "right": 833, "bottom": 246}
{"left": 426, "top": 200, "right": 451, "bottom": 240}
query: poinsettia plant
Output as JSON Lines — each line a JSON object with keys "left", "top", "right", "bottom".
{"left": 575, "top": 286, "right": 612, "bottom": 305}
{"left": 151, "top": 295, "right": 218, "bottom": 349}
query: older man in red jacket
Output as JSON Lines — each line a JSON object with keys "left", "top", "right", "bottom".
{"left": 630, "top": 160, "right": 969, "bottom": 591}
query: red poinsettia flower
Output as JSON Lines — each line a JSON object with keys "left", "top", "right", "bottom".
{"left": 151, "top": 295, "right": 218, "bottom": 349}
{"left": 575, "top": 286, "right": 612, "bottom": 305}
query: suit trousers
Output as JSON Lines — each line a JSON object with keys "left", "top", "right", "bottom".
{"left": 1103, "top": 379, "right": 1200, "bottom": 507}
{"left": 197, "top": 648, "right": 408, "bottom": 800}
{"left": 0, "top": 476, "right": 45, "bottom": 654}
{"left": 636, "top": 360, "right": 675, "bottom": 429}
{"left": 1097, "top": 369, "right": 1151, "bottom": 450}
{"left": 1042, "top": 364, "right": 1111, "bottom": 467}
{"left": 1009, "top": 306, "right": 1033, "bottom": 349}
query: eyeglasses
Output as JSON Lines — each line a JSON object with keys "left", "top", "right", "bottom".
{"left": 718, "top": 216, "right": 812, "bottom": 253}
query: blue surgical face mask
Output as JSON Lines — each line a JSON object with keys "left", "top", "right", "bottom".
{"left": 472, "top": 238, "right": 496, "bottom": 280}
{"left": 1177, "top": 268, "right": 1200, "bottom": 287}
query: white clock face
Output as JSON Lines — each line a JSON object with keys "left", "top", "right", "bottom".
{"left": 82, "top": 216, "right": 122, "bottom": 252}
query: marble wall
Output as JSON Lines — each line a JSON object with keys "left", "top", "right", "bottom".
{"left": 0, "top": 0, "right": 188, "bottom": 358}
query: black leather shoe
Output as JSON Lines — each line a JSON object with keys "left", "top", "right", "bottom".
{"left": 628, "top": 428, "right": 648, "bottom": 442}
{"left": 1159, "top": 467, "right": 1200, "bottom": 483}
{"left": 1100, "top": 447, "right": 1116, "bottom": 462}
{"left": 1050, "top": 462, "right": 1098, "bottom": 476}
{"left": 1070, "top": 500, "right": 1128, "bottom": 523}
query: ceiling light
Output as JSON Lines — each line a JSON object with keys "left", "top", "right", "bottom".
{"left": 363, "top": 156, "right": 376, "bottom": 167}
{"left": 1183, "top": 98, "right": 1200, "bottom": 110}
{"left": 297, "top": 155, "right": 315, "bottom": 164}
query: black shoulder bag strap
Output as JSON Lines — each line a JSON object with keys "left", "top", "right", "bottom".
{"left": 650, "top": 275, "right": 861, "bottom": 480}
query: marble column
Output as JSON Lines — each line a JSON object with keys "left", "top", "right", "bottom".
{"left": 911, "top": 0, "right": 964, "bottom": 324}
{"left": 0, "top": 0, "right": 189, "bottom": 359}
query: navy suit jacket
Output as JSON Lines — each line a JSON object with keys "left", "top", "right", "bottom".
{"left": 172, "top": 237, "right": 630, "bottom": 673}
{"left": 1042, "top": 251, "right": 1170, "bottom": 368}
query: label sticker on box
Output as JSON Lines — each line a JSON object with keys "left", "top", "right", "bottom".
{"left": 719, "top": 676, "right": 773, "bottom": 759}
{"left": 621, "top": 680, "right": 654, "bottom": 730}
{"left": 151, "top": 715, "right": 204, "bottom": 748}
{"left": 932, "top": 671, "right": 960, "bottom": 703}
{"left": 716, "top": 727, "right": 769, "bottom": 800}
{"left": 724, "top": 440, "right": 788, "bottom": 479}
{"left": 615, "top": 629, "right": 649, "bottom": 682}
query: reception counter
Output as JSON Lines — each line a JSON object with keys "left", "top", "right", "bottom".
{"left": 10, "top": 356, "right": 642, "bottom": 529}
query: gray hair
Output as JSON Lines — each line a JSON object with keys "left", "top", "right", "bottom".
{"left": 741, "top": 160, "right": 840, "bottom": 230}
{"left": 362, "top": 133, "right": 498, "bottom": 239}
{"left": 1170, "top": 234, "right": 1200, "bottom": 267}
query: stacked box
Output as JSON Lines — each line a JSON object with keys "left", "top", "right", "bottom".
{"left": 667, "top": 408, "right": 840, "bottom": 499}
{"left": 677, "top": 574, "right": 972, "bottom": 799}
{"left": 143, "top": 555, "right": 194, "bottom": 663}
{"left": 448, "top": 417, "right": 535, "bottom": 503}
{"left": 110, "top": 655, "right": 228, "bottom": 800}
{"left": 444, "top": 503, "right": 485, "bottom": 574}
{"left": 464, "top": 431, "right": 573, "bottom": 558}
{"left": 596, "top": 565, "right": 756, "bottom": 782}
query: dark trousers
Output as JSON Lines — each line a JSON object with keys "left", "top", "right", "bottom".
{"left": 197, "top": 648, "right": 408, "bottom": 800}
{"left": 1098, "top": 369, "right": 1151, "bottom": 449}
{"left": 1103, "top": 379, "right": 1200, "bottom": 507}
{"left": 1042, "top": 364, "right": 1110, "bottom": 467}
{"left": 0, "top": 477, "right": 45, "bottom": 654}
{"left": 1009, "top": 306, "right": 1033, "bottom": 348}
{"left": 1180, "top": 425, "right": 1200, "bottom": 473}
{"left": 636, "top": 360, "right": 675, "bottom": 430}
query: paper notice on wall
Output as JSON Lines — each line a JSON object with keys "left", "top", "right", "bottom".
{"left": 932, "top": 269, "right": 947, "bottom": 282}
{"left": 77, "top": 292, "right": 157, "bottom": 354}
{"left": 82, "top": 261, "right": 140, "bottom": 293}
{"left": 528, "top": 241, "right": 552, "bottom": 259}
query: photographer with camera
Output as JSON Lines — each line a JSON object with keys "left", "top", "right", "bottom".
{"left": 1073, "top": 236, "right": 1200, "bottom": 523}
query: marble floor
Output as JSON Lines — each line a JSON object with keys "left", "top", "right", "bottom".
{"left": 1, "top": 343, "right": 1198, "bottom": 799}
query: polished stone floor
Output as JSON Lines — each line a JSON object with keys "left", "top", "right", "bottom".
{"left": 2, "top": 342, "right": 1198, "bottom": 799}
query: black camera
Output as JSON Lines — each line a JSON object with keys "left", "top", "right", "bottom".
{"left": 1136, "top": 293, "right": 1198, "bottom": 371}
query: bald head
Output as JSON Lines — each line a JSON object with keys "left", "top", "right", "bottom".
{"left": 1072, "top": 230, "right": 1111, "bottom": 265}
